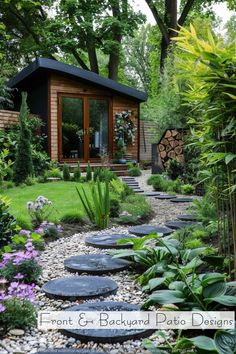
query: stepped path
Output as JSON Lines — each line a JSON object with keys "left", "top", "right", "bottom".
{"left": 1, "top": 171, "right": 199, "bottom": 354}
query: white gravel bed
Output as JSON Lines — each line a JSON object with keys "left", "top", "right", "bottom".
{"left": 0, "top": 171, "right": 193, "bottom": 354}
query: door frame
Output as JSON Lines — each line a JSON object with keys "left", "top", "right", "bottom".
{"left": 57, "top": 93, "right": 113, "bottom": 163}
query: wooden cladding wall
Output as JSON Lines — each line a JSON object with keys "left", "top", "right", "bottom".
{"left": 112, "top": 96, "right": 139, "bottom": 160}
{"left": 0, "top": 110, "right": 19, "bottom": 130}
{"left": 49, "top": 73, "right": 139, "bottom": 161}
{"left": 139, "top": 120, "right": 157, "bottom": 161}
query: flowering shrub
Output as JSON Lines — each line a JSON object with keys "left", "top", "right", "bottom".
{"left": 0, "top": 279, "right": 36, "bottom": 331}
{"left": 11, "top": 229, "right": 45, "bottom": 251}
{"left": 27, "top": 195, "right": 55, "bottom": 225}
{"left": 0, "top": 240, "right": 42, "bottom": 283}
{"left": 114, "top": 111, "right": 136, "bottom": 146}
{"left": 35, "top": 221, "right": 63, "bottom": 239}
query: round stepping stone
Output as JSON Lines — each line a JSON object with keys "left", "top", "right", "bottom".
{"left": 132, "top": 189, "right": 144, "bottom": 193}
{"left": 64, "top": 254, "right": 130, "bottom": 274}
{"left": 125, "top": 182, "right": 139, "bottom": 185}
{"left": 143, "top": 192, "right": 161, "bottom": 197}
{"left": 122, "top": 177, "right": 135, "bottom": 180}
{"left": 170, "top": 198, "right": 194, "bottom": 203}
{"left": 155, "top": 194, "right": 177, "bottom": 200}
{"left": 129, "top": 225, "right": 173, "bottom": 236}
{"left": 165, "top": 220, "right": 198, "bottom": 230}
{"left": 42, "top": 276, "right": 118, "bottom": 300}
{"left": 37, "top": 351, "right": 105, "bottom": 354}
{"left": 62, "top": 301, "right": 154, "bottom": 343}
{"left": 177, "top": 214, "right": 198, "bottom": 221}
{"left": 85, "top": 234, "right": 136, "bottom": 249}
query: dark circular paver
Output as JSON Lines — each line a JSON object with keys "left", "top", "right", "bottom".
{"left": 85, "top": 234, "right": 136, "bottom": 249}
{"left": 42, "top": 276, "right": 118, "bottom": 300}
{"left": 64, "top": 254, "right": 130, "bottom": 274}
{"left": 122, "top": 177, "right": 136, "bottom": 180}
{"left": 155, "top": 194, "right": 177, "bottom": 199}
{"left": 177, "top": 214, "right": 198, "bottom": 221}
{"left": 125, "top": 182, "right": 139, "bottom": 185}
{"left": 170, "top": 198, "right": 194, "bottom": 203}
{"left": 165, "top": 220, "right": 198, "bottom": 230}
{"left": 129, "top": 225, "right": 173, "bottom": 236}
{"left": 37, "top": 351, "right": 105, "bottom": 354}
{"left": 132, "top": 189, "right": 144, "bottom": 193}
{"left": 62, "top": 301, "right": 154, "bottom": 343}
{"left": 143, "top": 192, "right": 161, "bottom": 197}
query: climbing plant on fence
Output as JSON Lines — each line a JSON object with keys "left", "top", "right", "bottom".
{"left": 174, "top": 25, "right": 236, "bottom": 278}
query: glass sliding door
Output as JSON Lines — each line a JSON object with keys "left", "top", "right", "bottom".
{"left": 61, "top": 96, "right": 84, "bottom": 159}
{"left": 89, "top": 99, "right": 109, "bottom": 159}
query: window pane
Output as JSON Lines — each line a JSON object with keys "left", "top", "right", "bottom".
{"left": 62, "top": 97, "right": 84, "bottom": 159}
{"left": 89, "top": 99, "right": 108, "bottom": 158}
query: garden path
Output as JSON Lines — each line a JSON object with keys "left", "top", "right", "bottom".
{"left": 1, "top": 171, "right": 194, "bottom": 354}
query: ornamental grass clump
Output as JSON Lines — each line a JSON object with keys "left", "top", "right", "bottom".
{"left": 76, "top": 179, "right": 110, "bottom": 229}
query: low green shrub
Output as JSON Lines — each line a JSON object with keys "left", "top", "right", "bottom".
{"left": 110, "top": 198, "right": 120, "bottom": 217}
{"left": 86, "top": 161, "right": 92, "bottom": 181}
{"left": 0, "top": 196, "right": 18, "bottom": 248}
{"left": 44, "top": 168, "right": 61, "bottom": 179}
{"left": 60, "top": 211, "right": 85, "bottom": 224}
{"left": 190, "top": 195, "right": 217, "bottom": 225}
{"left": 0, "top": 259, "right": 42, "bottom": 284}
{"left": 63, "top": 163, "right": 70, "bottom": 181}
{"left": 166, "top": 158, "right": 184, "bottom": 180}
{"left": 73, "top": 162, "right": 81, "bottom": 182}
{"left": 128, "top": 166, "right": 142, "bottom": 177}
{"left": 94, "top": 168, "right": 117, "bottom": 182}
{"left": 25, "top": 176, "right": 37, "bottom": 186}
{"left": 0, "top": 298, "right": 36, "bottom": 332}
{"left": 118, "top": 194, "right": 152, "bottom": 225}
{"left": 185, "top": 238, "right": 205, "bottom": 248}
{"left": 181, "top": 183, "right": 195, "bottom": 194}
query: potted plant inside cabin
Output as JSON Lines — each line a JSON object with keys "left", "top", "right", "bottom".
{"left": 114, "top": 111, "right": 136, "bottom": 164}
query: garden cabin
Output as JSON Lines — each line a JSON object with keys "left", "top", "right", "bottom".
{"left": 7, "top": 58, "right": 147, "bottom": 163}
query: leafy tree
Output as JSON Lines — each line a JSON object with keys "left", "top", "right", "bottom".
{"left": 145, "top": 0, "right": 236, "bottom": 71}
{"left": 121, "top": 24, "right": 161, "bottom": 93}
{"left": 0, "top": 0, "right": 144, "bottom": 81}
{"left": 13, "top": 92, "right": 33, "bottom": 185}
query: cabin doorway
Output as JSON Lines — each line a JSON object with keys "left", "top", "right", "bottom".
{"left": 58, "top": 94, "right": 110, "bottom": 162}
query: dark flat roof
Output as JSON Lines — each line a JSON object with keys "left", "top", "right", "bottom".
{"left": 8, "top": 58, "right": 147, "bottom": 102}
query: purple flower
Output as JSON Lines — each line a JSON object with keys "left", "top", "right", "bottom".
{"left": 19, "top": 229, "right": 31, "bottom": 237}
{"left": 35, "top": 227, "right": 44, "bottom": 235}
{"left": 0, "top": 303, "right": 6, "bottom": 313}
{"left": 14, "top": 273, "right": 24, "bottom": 280}
{"left": 0, "top": 290, "right": 7, "bottom": 301}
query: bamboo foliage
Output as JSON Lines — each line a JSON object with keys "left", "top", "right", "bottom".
{"left": 173, "top": 25, "right": 236, "bottom": 278}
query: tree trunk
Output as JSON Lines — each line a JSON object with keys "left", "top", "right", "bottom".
{"left": 160, "top": 0, "right": 177, "bottom": 71}
{"left": 87, "top": 43, "right": 99, "bottom": 74}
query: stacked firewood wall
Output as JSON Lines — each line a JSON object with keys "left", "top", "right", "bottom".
{"left": 158, "top": 129, "right": 187, "bottom": 168}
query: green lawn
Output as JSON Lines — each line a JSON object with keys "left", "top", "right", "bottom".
{"left": 4, "top": 181, "right": 92, "bottom": 227}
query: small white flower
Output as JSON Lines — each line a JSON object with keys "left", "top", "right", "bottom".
{"left": 27, "top": 201, "right": 34, "bottom": 210}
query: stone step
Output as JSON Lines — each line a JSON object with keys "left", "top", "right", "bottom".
{"left": 42, "top": 276, "right": 118, "bottom": 300}
{"left": 129, "top": 225, "right": 173, "bottom": 237}
{"left": 85, "top": 234, "right": 136, "bottom": 249}
{"left": 64, "top": 254, "right": 130, "bottom": 275}
{"left": 62, "top": 301, "right": 155, "bottom": 343}
{"left": 165, "top": 220, "right": 199, "bottom": 230}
